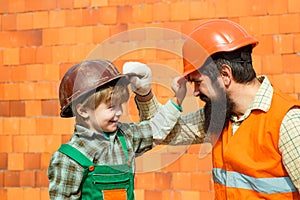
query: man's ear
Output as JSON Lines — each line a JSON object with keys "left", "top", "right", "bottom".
{"left": 220, "top": 64, "right": 232, "bottom": 87}
{"left": 76, "top": 104, "right": 89, "bottom": 119}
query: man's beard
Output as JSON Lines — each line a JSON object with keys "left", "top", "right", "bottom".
{"left": 200, "top": 85, "right": 234, "bottom": 136}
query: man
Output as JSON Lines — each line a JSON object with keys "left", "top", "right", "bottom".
{"left": 124, "top": 19, "right": 300, "bottom": 199}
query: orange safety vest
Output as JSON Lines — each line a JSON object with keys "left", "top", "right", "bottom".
{"left": 212, "top": 88, "right": 300, "bottom": 199}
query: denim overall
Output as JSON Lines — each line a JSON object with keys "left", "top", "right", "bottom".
{"left": 58, "top": 131, "right": 134, "bottom": 200}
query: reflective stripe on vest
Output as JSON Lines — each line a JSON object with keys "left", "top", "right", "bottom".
{"left": 213, "top": 168, "right": 297, "bottom": 194}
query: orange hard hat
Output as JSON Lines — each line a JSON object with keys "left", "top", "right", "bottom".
{"left": 182, "top": 19, "right": 259, "bottom": 77}
{"left": 59, "top": 59, "right": 127, "bottom": 118}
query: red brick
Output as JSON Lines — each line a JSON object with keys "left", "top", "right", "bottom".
{"left": 117, "top": 6, "right": 133, "bottom": 23}
{"left": 0, "top": 101, "right": 10, "bottom": 117}
{"left": 267, "top": 0, "right": 288, "bottom": 14}
{"left": 36, "top": 46, "right": 53, "bottom": 64}
{"left": 0, "top": 66, "right": 12, "bottom": 82}
{"left": 24, "top": 153, "right": 41, "bottom": 170}
{"left": 24, "top": 29, "right": 43, "bottom": 46}
{"left": 41, "top": 100, "right": 59, "bottom": 116}
{"left": 7, "top": 188, "right": 23, "bottom": 200}
{"left": 3, "top": 48, "right": 19, "bottom": 65}
{"left": 144, "top": 190, "right": 162, "bottom": 200}
{"left": 57, "top": 0, "right": 73, "bottom": 9}
{"left": 259, "top": 15, "right": 280, "bottom": 35}
{"left": 154, "top": 172, "right": 172, "bottom": 190}
{"left": 20, "top": 117, "right": 36, "bottom": 135}
{"left": 99, "top": 6, "right": 117, "bottom": 24}
{"left": 0, "top": 171, "right": 4, "bottom": 187}
{"left": 43, "top": 64, "right": 60, "bottom": 81}
{"left": 132, "top": 4, "right": 153, "bottom": 23}
{"left": 49, "top": 10, "right": 66, "bottom": 28}
{"left": 0, "top": 188, "right": 7, "bottom": 200}
{"left": 11, "top": 65, "right": 26, "bottom": 82}
{"left": 19, "top": 82, "right": 35, "bottom": 100}
{"left": 20, "top": 47, "right": 36, "bottom": 65}
{"left": 33, "top": 11, "right": 49, "bottom": 29}
{"left": 2, "top": 14, "right": 17, "bottom": 31}
{"left": 36, "top": 117, "right": 53, "bottom": 135}
{"left": 40, "top": 188, "right": 50, "bottom": 200}
{"left": 2, "top": 117, "right": 19, "bottom": 135}
{"left": 82, "top": 9, "right": 101, "bottom": 26}
{"left": 273, "top": 34, "right": 294, "bottom": 54}
{"left": 197, "top": 153, "right": 213, "bottom": 172}
{"left": 269, "top": 74, "right": 294, "bottom": 93}
{"left": 179, "top": 154, "right": 199, "bottom": 172}
{"left": 43, "top": 28, "right": 59, "bottom": 45}
{"left": 17, "top": 12, "right": 33, "bottom": 30}
{"left": 76, "top": 27, "right": 93, "bottom": 44}
{"left": 170, "top": 2, "right": 189, "bottom": 21}
{"left": 282, "top": 54, "right": 300, "bottom": 73}
{"left": 0, "top": 0, "right": 9, "bottom": 13}
{"left": 279, "top": 14, "right": 300, "bottom": 33}
{"left": 0, "top": 153, "right": 8, "bottom": 169}
{"left": 91, "top": 0, "right": 108, "bottom": 7}
{"left": 9, "top": 100, "right": 25, "bottom": 117}
{"left": 288, "top": 0, "right": 300, "bottom": 13}
{"left": 261, "top": 55, "right": 283, "bottom": 74}
{"left": 181, "top": 191, "right": 201, "bottom": 200}
{"left": 173, "top": 172, "right": 191, "bottom": 190}
{"left": 13, "top": 135, "right": 28, "bottom": 152}
{"left": 93, "top": 25, "right": 110, "bottom": 43}
{"left": 74, "top": 0, "right": 90, "bottom": 8}
{"left": 200, "top": 191, "right": 215, "bottom": 200}
{"left": 4, "top": 171, "right": 20, "bottom": 187}
{"left": 135, "top": 172, "right": 155, "bottom": 189}
{"left": 8, "top": 153, "right": 24, "bottom": 170}
{"left": 161, "top": 152, "right": 181, "bottom": 172}
{"left": 66, "top": 9, "right": 83, "bottom": 26}
{"left": 25, "top": 64, "right": 43, "bottom": 81}
{"left": 110, "top": 24, "right": 128, "bottom": 38}
{"left": 40, "top": 153, "right": 52, "bottom": 169}
{"left": 153, "top": 3, "right": 170, "bottom": 22}
{"left": 25, "top": 100, "right": 42, "bottom": 116}
{"left": 191, "top": 173, "right": 212, "bottom": 191}
{"left": 23, "top": 188, "right": 40, "bottom": 200}
{"left": 0, "top": 136, "right": 12, "bottom": 152}
{"left": 59, "top": 63, "right": 74, "bottom": 79}
{"left": 35, "top": 170, "right": 48, "bottom": 187}
{"left": 19, "top": 171, "right": 35, "bottom": 187}
{"left": 161, "top": 190, "right": 181, "bottom": 200}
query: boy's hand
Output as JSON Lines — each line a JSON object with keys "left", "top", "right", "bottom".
{"left": 122, "top": 62, "right": 152, "bottom": 96}
{"left": 171, "top": 76, "right": 187, "bottom": 106}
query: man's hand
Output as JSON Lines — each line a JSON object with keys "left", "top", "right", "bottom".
{"left": 171, "top": 76, "right": 187, "bottom": 106}
{"left": 122, "top": 62, "right": 152, "bottom": 96}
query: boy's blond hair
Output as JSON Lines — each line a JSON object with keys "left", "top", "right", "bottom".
{"left": 73, "top": 84, "right": 130, "bottom": 127}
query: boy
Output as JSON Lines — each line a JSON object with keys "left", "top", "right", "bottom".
{"left": 48, "top": 59, "right": 186, "bottom": 199}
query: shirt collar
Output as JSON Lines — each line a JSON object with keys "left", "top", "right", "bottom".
{"left": 75, "top": 125, "right": 117, "bottom": 141}
{"left": 231, "top": 75, "right": 273, "bottom": 122}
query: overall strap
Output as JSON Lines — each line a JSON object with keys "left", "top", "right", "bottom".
{"left": 117, "top": 131, "right": 129, "bottom": 165}
{"left": 58, "top": 144, "right": 94, "bottom": 168}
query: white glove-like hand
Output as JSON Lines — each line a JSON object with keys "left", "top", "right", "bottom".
{"left": 171, "top": 76, "right": 187, "bottom": 106}
{"left": 122, "top": 62, "right": 152, "bottom": 96}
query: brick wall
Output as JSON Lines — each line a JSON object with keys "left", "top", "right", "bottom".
{"left": 0, "top": 0, "right": 300, "bottom": 199}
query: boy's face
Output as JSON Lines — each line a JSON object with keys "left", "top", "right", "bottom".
{"left": 86, "top": 101, "right": 124, "bottom": 133}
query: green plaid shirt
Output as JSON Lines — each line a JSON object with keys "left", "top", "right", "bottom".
{"left": 48, "top": 100, "right": 181, "bottom": 199}
{"left": 136, "top": 76, "right": 300, "bottom": 192}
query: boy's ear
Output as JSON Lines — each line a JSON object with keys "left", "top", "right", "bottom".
{"left": 220, "top": 64, "right": 232, "bottom": 87}
{"left": 76, "top": 104, "right": 89, "bottom": 118}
